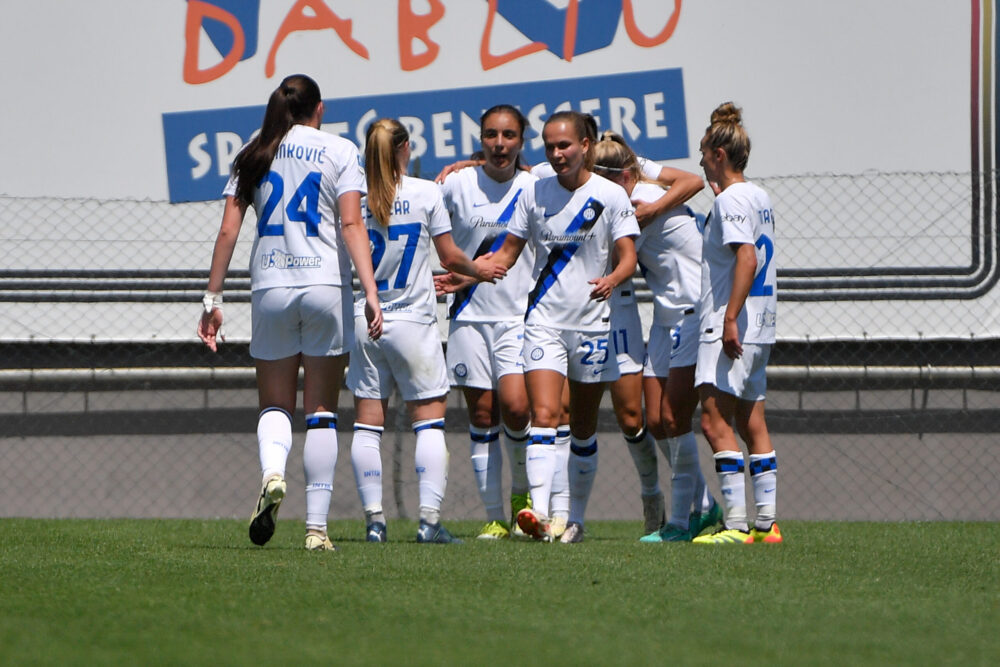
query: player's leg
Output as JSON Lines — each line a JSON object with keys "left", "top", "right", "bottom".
{"left": 612, "top": 370, "right": 663, "bottom": 535}
{"left": 464, "top": 386, "right": 509, "bottom": 538}
{"left": 493, "top": 320, "right": 532, "bottom": 533}
{"left": 734, "top": 344, "right": 780, "bottom": 543}
{"left": 548, "top": 381, "right": 571, "bottom": 538}
{"left": 408, "top": 396, "right": 462, "bottom": 544}
{"left": 518, "top": 368, "right": 564, "bottom": 539}
{"left": 345, "top": 317, "right": 393, "bottom": 543}
{"left": 250, "top": 354, "right": 299, "bottom": 546}
{"left": 298, "top": 284, "right": 353, "bottom": 551}
{"left": 448, "top": 322, "right": 507, "bottom": 538}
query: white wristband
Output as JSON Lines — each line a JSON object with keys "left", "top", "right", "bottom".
{"left": 202, "top": 291, "right": 223, "bottom": 314}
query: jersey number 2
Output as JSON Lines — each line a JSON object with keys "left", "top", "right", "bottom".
{"left": 368, "top": 223, "right": 422, "bottom": 291}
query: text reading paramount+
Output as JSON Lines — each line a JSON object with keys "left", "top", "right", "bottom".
{"left": 163, "top": 68, "right": 688, "bottom": 203}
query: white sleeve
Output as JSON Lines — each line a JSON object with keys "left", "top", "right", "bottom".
{"left": 609, "top": 188, "right": 640, "bottom": 241}
{"left": 717, "top": 191, "right": 755, "bottom": 246}
{"left": 427, "top": 186, "right": 453, "bottom": 237}
{"left": 333, "top": 142, "right": 367, "bottom": 196}
{"left": 637, "top": 156, "right": 662, "bottom": 181}
{"left": 508, "top": 181, "right": 533, "bottom": 240}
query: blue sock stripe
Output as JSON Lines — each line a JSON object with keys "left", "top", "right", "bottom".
{"left": 749, "top": 456, "right": 778, "bottom": 475}
{"left": 353, "top": 423, "right": 384, "bottom": 434}
{"left": 470, "top": 430, "right": 501, "bottom": 443}
{"left": 570, "top": 441, "right": 598, "bottom": 457}
{"left": 715, "top": 457, "right": 745, "bottom": 473}
{"left": 529, "top": 435, "right": 556, "bottom": 445}
{"left": 413, "top": 420, "right": 446, "bottom": 433}
{"left": 502, "top": 426, "right": 530, "bottom": 442}
{"left": 556, "top": 427, "right": 571, "bottom": 438}
{"left": 259, "top": 406, "right": 292, "bottom": 420}
{"left": 306, "top": 415, "right": 337, "bottom": 429}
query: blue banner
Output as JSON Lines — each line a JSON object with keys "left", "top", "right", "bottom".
{"left": 162, "top": 67, "right": 687, "bottom": 203}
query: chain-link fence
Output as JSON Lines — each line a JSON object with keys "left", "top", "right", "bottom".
{"left": 1, "top": 171, "right": 998, "bottom": 523}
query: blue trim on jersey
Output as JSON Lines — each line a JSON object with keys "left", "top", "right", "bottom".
{"left": 413, "top": 419, "right": 446, "bottom": 433}
{"left": 450, "top": 189, "right": 522, "bottom": 319}
{"left": 524, "top": 243, "right": 578, "bottom": 320}
{"left": 564, "top": 197, "right": 605, "bottom": 233}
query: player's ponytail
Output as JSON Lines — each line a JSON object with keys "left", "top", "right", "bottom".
{"left": 704, "top": 101, "right": 751, "bottom": 172}
{"left": 232, "top": 74, "right": 322, "bottom": 208}
{"left": 593, "top": 131, "right": 642, "bottom": 183}
{"left": 365, "top": 118, "right": 409, "bottom": 226}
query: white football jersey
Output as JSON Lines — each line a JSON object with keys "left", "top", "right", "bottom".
{"left": 509, "top": 173, "right": 639, "bottom": 332}
{"left": 699, "top": 181, "right": 777, "bottom": 344}
{"left": 360, "top": 175, "right": 453, "bottom": 324}
{"left": 440, "top": 166, "right": 537, "bottom": 321}
{"left": 224, "top": 124, "right": 367, "bottom": 292}
{"left": 631, "top": 182, "right": 703, "bottom": 327}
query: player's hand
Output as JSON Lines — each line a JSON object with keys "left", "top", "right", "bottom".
{"left": 632, "top": 198, "right": 659, "bottom": 226}
{"left": 474, "top": 255, "right": 507, "bottom": 283}
{"left": 197, "top": 308, "right": 225, "bottom": 352}
{"left": 588, "top": 276, "right": 614, "bottom": 302}
{"left": 722, "top": 319, "right": 743, "bottom": 359}
{"left": 434, "top": 159, "right": 483, "bottom": 184}
{"left": 365, "top": 299, "right": 383, "bottom": 340}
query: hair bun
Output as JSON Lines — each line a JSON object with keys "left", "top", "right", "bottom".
{"left": 710, "top": 102, "right": 742, "bottom": 126}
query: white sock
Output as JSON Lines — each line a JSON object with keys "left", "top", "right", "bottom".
{"left": 303, "top": 412, "right": 337, "bottom": 532}
{"left": 568, "top": 436, "right": 598, "bottom": 526}
{"left": 414, "top": 419, "right": 448, "bottom": 521}
{"left": 548, "top": 425, "right": 572, "bottom": 521}
{"left": 625, "top": 426, "right": 660, "bottom": 496}
{"left": 257, "top": 407, "right": 293, "bottom": 479}
{"left": 714, "top": 450, "right": 748, "bottom": 531}
{"left": 351, "top": 423, "right": 384, "bottom": 518}
{"left": 525, "top": 427, "right": 557, "bottom": 517}
{"left": 470, "top": 426, "right": 505, "bottom": 521}
{"left": 502, "top": 423, "right": 531, "bottom": 495}
{"left": 750, "top": 451, "right": 778, "bottom": 529}
{"left": 667, "top": 432, "right": 700, "bottom": 530}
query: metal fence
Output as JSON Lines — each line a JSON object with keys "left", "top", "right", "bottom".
{"left": 1, "top": 171, "right": 998, "bottom": 524}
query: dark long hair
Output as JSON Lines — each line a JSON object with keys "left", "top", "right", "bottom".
{"left": 231, "top": 74, "right": 322, "bottom": 207}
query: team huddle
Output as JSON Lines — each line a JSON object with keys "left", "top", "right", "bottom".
{"left": 197, "top": 74, "right": 781, "bottom": 550}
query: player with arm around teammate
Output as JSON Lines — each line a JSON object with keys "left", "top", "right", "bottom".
{"left": 691, "top": 103, "right": 782, "bottom": 545}
{"left": 197, "top": 74, "right": 383, "bottom": 552}
{"left": 346, "top": 118, "right": 506, "bottom": 544}
{"left": 488, "top": 110, "right": 639, "bottom": 543}
{"left": 436, "top": 105, "right": 538, "bottom": 540}
{"left": 590, "top": 132, "right": 722, "bottom": 541}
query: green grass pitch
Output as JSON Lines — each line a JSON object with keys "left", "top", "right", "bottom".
{"left": 1, "top": 519, "right": 997, "bottom": 665}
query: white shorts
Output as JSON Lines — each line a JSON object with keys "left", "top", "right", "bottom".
{"left": 644, "top": 314, "right": 699, "bottom": 378}
{"left": 446, "top": 320, "right": 525, "bottom": 389}
{"left": 347, "top": 318, "right": 449, "bottom": 401}
{"left": 250, "top": 284, "right": 353, "bottom": 360}
{"left": 695, "top": 340, "right": 771, "bottom": 401}
{"left": 609, "top": 300, "right": 645, "bottom": 376}
{"left": 522, "top": 324, "right": 620, "bottom": 384}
